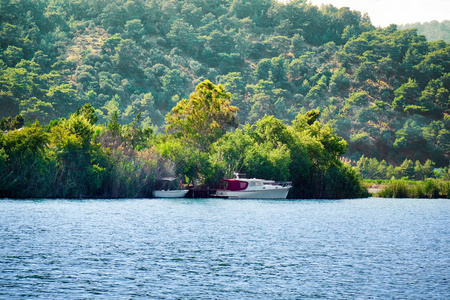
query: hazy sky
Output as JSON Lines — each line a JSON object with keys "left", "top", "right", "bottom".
{"left": 305, "top": 0, "right": 450, "bottom": 27}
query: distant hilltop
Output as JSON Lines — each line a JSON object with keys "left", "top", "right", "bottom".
{"left": 399, "top": 20, "right": 450, "bottom": 43}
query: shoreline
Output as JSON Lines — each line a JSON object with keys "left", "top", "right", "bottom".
{"left": 368, "top": 184, "right": 386, "bottom": 195}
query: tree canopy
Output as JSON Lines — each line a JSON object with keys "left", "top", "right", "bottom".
{"left": 165, "top": 80, "right": 238, "bottom": 151}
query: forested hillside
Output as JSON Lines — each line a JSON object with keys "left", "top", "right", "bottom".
{"left": 1, "top": 0, "right": 450, "bottom": 167}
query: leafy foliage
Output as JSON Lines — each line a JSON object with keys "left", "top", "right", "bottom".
{"left": 165, "top": 80, "right": 238, "bottom": 151}
{"left": 355, "top": 155, "right": 439, "bottom": 181}
{"left": 0, "top": 103, "right": 159, "bottom": 198}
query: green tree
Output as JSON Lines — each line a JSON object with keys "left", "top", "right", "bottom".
{"left": 392, "top": 79, "right": 421, "bottom": 110}
{"left": 124, "top": 19, "right": 144, "bottom": 40}
{"left": 74, "top": 103, "right": 98, "bottom": 125}
{"left": 230, "top": 0, "right": 272, "bottom": 26}
{"left": 329, "top": 68, "right": 350, "bottom": 94}
{"left": 292, "top": 110, "right": 347, "bottom": 167}
{"left": 356, "top": 155, "right": 382, "bottom": 179}
{"left": 209, "top": 129, "right": 253, "bottom": 179}
{"left": 161, "top": 69, "right": 186, "bottom": 109}
{"left": 254, "top": 58, "right": 272, "bottom": 80}
{"left": 114, "top": 39, "right": 141, "bottom": 75}
{"left": 105, "top": 110, "right": 122, "bottom": 149}
{"left": 166, "top": 80, "right": 239, "bottom": 151}
{"left": 0, "top": 121, "right": 51, "bottom": 197}
{"left": 49, "top": 112, "right": 106, "bottom": 197}
{"left": 0, "top": 114, "right": 24, "bottom": 130}
{"left": 354, "top": 61, "right": 376, "bottom": 82}
{"left": 422, "top": 159, "right": 435, "bottom": 179}
{"left": 164, "top": 80, "right": 239, "bottom": 186}
{"left": 396, "top": 159, "right": 414, "bottom": 179}
{"left": 243, "top": 141, "right": 291, "bottom": 181}
{"left": 101, "top": 34, "right": 122, "bottom": 55}
{"left": 167, "top": 19, "right": 199, "bottom": 54}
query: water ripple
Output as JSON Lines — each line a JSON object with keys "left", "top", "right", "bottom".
{"left": 0, "top": 198, "right": 449, "bottom": 299}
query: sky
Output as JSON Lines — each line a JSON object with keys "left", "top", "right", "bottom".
{"left": 304, "top": 0, "right": 450, "bottom": 27}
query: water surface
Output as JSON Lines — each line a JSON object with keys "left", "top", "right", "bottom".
{"left": 1, "top": 198, "right": 449, "bottom": 299}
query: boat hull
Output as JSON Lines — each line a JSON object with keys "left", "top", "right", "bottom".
{"left": 215, "top": 187, "right": 290, "bottom": 199}
{"left": 152, "top": 190, "right": 189, "bottom": 198}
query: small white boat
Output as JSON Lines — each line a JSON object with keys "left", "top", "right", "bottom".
{"left": 152, "top": 189, "right": 189, "bottom": 198}
{"left": 152, "top": 178, "right": 188, "bottom": 198}
{"left": 214, "top": 173, "right": 291, "bottom": 199}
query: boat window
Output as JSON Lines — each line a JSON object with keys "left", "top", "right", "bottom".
{"left": 224, "top": 180, "right": 248, "bottom": 191}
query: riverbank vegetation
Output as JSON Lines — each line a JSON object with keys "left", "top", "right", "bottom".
{"left": 375, "top": 180, "right": 450, "bottom": 198}
{"left": 357, "top": 156, "right": 450, "bottom": 198}
{"left": 0, "top": 104, "right": 161, "bottom": 198}
{"left": 0, "top": 81, "right": 369, "bottom": 199}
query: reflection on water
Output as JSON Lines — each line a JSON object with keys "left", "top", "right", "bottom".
{"left": 0, "top": 198, "right": 449, "bottom": 298}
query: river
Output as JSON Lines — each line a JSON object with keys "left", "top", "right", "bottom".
{"left": 1, "top": 198, "right": 449, "bottom": 299}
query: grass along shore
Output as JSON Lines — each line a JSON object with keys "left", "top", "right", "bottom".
{"left": 366, "top": 179, "right": 450, "bottom": 198}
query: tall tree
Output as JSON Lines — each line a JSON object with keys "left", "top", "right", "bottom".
{"left": 165, "top": 80, "right": 239, "bottom": 151}
{"left": 164, "top": 80, "right": 239, "bottom": 186}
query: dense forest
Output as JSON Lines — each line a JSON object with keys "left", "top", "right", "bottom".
{"left": 1, "top": 0, "right": 450, "bottom": 198}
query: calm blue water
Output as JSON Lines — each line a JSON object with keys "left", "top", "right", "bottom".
{"left": 0, "top": 198, "right": 449, "bottom": 299}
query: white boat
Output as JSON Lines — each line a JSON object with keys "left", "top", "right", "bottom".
{"left": 152, "top": 189, "right": 189, "bottom": 198}
{"left": 214, "top": 173, "right": 291, "bottom": 199}
{"left": 152, "top": 178, "right": 189, "bottom": 198}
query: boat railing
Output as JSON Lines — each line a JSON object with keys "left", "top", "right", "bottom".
{"left": 233, "top": 172, "right": 246, "bottom": 179}
{"left": 275, "top": 181, "right": 292, "bottom": 188}
{"left": 232, "top": 172, "right": 292, "bottom": 188}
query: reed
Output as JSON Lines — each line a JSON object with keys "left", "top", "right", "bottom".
{"left": 438, "top": 181, "right": 450, "bottom": 199}
{"left": 378, "top": 180, "right": 409, "bottom": 198}
{"left": 376, "top": 179, "right": 450, "bottom": 198}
